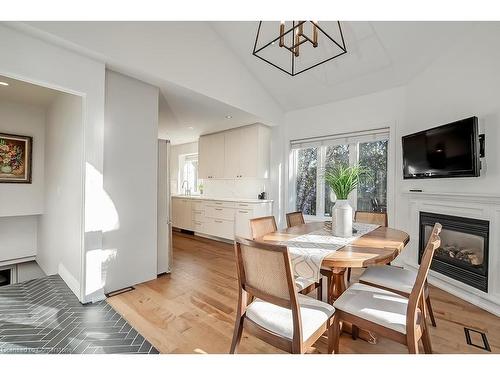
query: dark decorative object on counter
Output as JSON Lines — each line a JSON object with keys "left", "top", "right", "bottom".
{"left": 258, "top": 191, "right": 267, "bottom": 200}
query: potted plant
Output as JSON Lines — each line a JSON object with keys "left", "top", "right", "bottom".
{"left": 324, "top": 164, "right": 369, "bottom": 237}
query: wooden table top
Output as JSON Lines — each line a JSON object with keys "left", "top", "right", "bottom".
{"left": 258, "top": 222, "right": 410, "bottom": 269}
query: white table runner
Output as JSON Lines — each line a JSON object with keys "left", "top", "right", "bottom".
{"left": 279, "top": 222, "right": 380, "bottom": 284}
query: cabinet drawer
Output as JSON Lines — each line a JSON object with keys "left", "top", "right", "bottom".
{"left": 206, "top": 200, "right": 236, "bottom": 209}
{"left": 205, "top": 206, "right": 235, "bottom": 221}
{"left": 206, "top": 218, "right": 234, "bottom": 240}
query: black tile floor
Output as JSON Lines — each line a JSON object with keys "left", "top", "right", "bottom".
{"left": 0, "top": 275, "right": 159, "bottom": 354}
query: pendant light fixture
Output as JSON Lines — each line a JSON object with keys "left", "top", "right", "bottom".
{"left": 252, "top": 21, "right": 347, "bottom": 76}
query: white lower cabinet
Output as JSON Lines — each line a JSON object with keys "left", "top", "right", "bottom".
{"left": 205, "top": 218, "right": 234, "bottom": 239}
{"left": 171, "top": 198, "right": 193, "bottom": 230}
{"left": 172, "top": 197, "right": 272, "bottom": 240}
{"left": 234, "top": 209, "right": 254, "bottom": 239}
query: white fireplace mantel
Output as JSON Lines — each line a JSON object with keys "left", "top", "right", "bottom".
{"left": 402, "top": 191, "right": 500, "bottom": 204}
{"left": 399, "top": 190, "right": 500, "bottom": 317}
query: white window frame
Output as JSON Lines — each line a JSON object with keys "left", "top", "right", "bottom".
{"left": 178, "top": 152, "right": 199, "bottom": 194}
{"left": 289, "top": 128, "right": 390, "bottom": 221}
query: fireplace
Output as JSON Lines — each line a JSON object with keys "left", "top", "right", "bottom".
{"left": 419, "top": 211, "right": 489, "bottom": 292}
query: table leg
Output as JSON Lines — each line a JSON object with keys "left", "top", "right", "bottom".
{"left": 327, "top": 267, "right": 378, "bottom": 344}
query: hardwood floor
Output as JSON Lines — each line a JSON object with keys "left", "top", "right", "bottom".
{"left": 107, "top": 232, "right": 500, "bottom": 354}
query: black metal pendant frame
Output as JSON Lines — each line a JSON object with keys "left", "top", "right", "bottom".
{"left": 252, "top": 21, "right": 347, "bottom": 76}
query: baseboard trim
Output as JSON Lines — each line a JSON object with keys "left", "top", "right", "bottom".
{"left": 58, "top": 262, "right": 80, "bottom": 300}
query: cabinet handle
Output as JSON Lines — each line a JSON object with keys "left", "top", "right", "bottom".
{"left": 215, "top": 220, "right": 223, "bottom": 223}
{"left": 215, "top": 202, "right": 223, "bottom": 205}
{"left": 239, "top": 210, "right": 249, "bottom": 214}
{"left": 215, "top": 208, "right": 223, "bottom": 211}
{"left": 239, "top": 204, "right": 248, "bottom": 207}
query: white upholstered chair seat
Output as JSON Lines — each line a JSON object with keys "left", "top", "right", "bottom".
{"left": 294, "top": 277, "right": 315, "bottom": 291}
{"left": 245, "top": 295, "right": 335, "bottom": 341}
{"left": 360, "top": 265, "right": 416, "bottom": 294}
{"left": 333, "top": 283, "right": 419, "bottom": 334}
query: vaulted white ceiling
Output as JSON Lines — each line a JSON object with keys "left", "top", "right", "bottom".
{"left": 210, "top": 21, "right": 477, "bottom": 111}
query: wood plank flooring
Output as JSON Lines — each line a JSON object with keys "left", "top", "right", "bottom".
{"left": 107, "top": 232, "right": 500, "bottom": 354}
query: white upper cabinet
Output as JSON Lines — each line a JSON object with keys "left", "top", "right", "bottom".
{"left": 199, "top": 131, "right": 225, "bottom": 179}
{"left": 199, "top": 124, "right": 270, "bottom": 180}
{"left": 223, "top": 129, "right": 242, "bottom": 178}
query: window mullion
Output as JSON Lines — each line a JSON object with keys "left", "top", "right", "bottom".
{"left": 317, "top": 146, "right": 326, "bottom": 217}
{"left": 349, "top": 143, "right": 359, "bottom": 211}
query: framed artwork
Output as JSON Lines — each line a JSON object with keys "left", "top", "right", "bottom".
{"left": 0, "top": 133, "right": 32, "bottom": 183}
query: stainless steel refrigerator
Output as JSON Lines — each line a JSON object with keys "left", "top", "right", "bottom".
{"left": 157, "top": 139, "right": 172, "bottom": 274}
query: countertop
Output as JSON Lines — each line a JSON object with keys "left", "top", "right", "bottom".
{"left": 171, "top": 195, "right": 273, "bottom": 203}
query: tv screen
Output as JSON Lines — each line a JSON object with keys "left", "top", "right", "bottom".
{"left": 402, "top": 117, "right": 480, "bottom": 179}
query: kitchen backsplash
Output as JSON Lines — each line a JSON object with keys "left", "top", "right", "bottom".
{"left": 201, "top": 178, "right": 269, "bottom": 200}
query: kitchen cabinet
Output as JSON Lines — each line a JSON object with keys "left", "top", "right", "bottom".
{"left": 198, "top": 132, "right": 225, "bottom": 179}
{"left": 223, "top": 129, "right": 241, "bottom": 178}
{"left": 199, "top": 123, "right": 271, "bottom": 180}
{"left": 171, "top": 197, "right": 272, "bottom": 240}
{"left": 171, "top": 198, "right": 193, "bottom": 230}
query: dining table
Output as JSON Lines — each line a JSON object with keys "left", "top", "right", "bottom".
{"left": 257, "top": 221, "right": 410, "bottom": 343}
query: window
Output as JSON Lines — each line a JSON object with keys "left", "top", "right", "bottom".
{"left": 295, "top": 147, "right": 318, "bottom": 215}
{"left": 179, "top": 153, "right": 199, "bottom": 194}
{"left": 290, "top": 129, "right": 389, "bottom": 218}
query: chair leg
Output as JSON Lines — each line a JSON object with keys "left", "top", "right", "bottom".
{"left": 421, "top": 322, "right": 433, "bottom": 354}
{"left": 346, "top": 267, "right": 352, "bottom": 282}
{"left": 229, "top": 316, "right": 244, "bottom": 354}
{"left": 317, "top": 280, "right": 323, "bottom": 301}
{"left": 407, "top": 336, "right": 419, "bottom": 354}
{"left": 330, "top": 313, "right": 341, "bottom": 354}
{"left": 426, "top": 294, "right": 437, "bottom": 327}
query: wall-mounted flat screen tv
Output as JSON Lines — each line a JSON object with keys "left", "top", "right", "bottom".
{"left": 402, "top": 116, "right": 480, "bottom": 179}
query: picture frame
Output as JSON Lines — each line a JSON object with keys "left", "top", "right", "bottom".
{"left": 0, "top": 133, "right": 33, "bottom": 183}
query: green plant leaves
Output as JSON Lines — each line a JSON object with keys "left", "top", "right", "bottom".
{"left": 324, "top": 164, "right": 370, "bottom": 200}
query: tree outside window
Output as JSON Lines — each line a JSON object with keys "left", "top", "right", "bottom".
{"left": 292, "top": 134, "right": 388, "bottom": 218}
{"left": 295, "top": 147, "right": 317, "bottom": 215}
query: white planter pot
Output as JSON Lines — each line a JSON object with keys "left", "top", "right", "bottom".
{"left": 333, "top": 199, "right": 353, "bottom": 237}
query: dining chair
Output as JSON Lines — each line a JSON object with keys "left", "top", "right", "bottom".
{"left": 331, "top": 223, "right": 442, "bottom": 354}
{"left": 250, "top": 216, "right": 322, "bottom": 300}
{"left": 346, "top": 211, "right": 389, "bottom": 282}
{"left": 286, "top": 211, "right": 305, "bottom": 228}
{"left": 359, "top": 259, "right": 437, "bottom": 326}
{"left": 250, "top": 216, "right": 278, "bottom": 240}
{"left": 354, "top": 211, "right": 388, "bottom": 227}
{"left": 230, "top": 237, "right": 336, "bottom": 354}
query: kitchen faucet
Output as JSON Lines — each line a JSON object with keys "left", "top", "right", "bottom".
{"left": 181, "top": 180, "right": 190, "bottom": 195}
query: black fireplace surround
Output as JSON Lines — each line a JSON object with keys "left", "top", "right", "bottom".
{"left": 419, "top": 211, "right": 489, "bottom": 292}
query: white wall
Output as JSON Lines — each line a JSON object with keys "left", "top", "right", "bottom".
{"left": 37, "top": 93, "right": 83, "bottom": 297}
{"left": 102, "top": 70, "right": 159, "bottom": 293}
{"left": 395, "top": 22, "right": 500, "bottom": 266}
{"left": 0, "top": 100, "right": 45, "bottom": 217}
{"left": 0, "top": 23, "right": 106, "bottom": 303}
{"left": 400, "top": 22, "right": 500, "bottom": 196}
